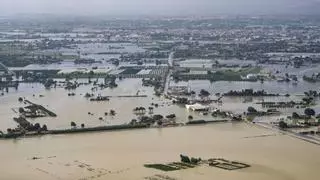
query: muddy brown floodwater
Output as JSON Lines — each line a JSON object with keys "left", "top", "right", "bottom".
{"left": 1, "top": 79, "right": 320, "bottom": 180}
{"left": 0, "top": 123, "right": 320, "bottom": 180}
{"left": 0, "top": 79, "right": 233, "bottom": 131}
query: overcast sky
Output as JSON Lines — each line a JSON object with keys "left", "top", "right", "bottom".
{"left": 1, "top": 0, "right": 320, "bottom": 16}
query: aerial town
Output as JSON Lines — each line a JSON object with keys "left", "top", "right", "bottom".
{"left": 0, "top": 14, "right": 320, "bottom": 180}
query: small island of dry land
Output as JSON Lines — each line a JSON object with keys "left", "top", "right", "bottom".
{"left": 144, "top": 154, "right": 250, "bottom": 171}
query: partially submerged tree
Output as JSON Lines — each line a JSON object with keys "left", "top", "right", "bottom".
{"left": 190, "top": 157, "right": 201, "bottom": 164}
{"left": 302, "top": 97, "right": 313, "bottom": 105}
{"left": 180, "top": 154, "right": 191, "bottom": 163}
{"left": 34, "top": 123, "right": 41, "bottom": 131}
{"left": 279, "top": 121, "right": 288, "bottom": 129}
{"left": 199, "top": 89, "right": 210, "bottom": 97}
{"left": 110, "top": 110, "right": 116, "bottom": 116}
{"left": 71, "top": 121, "right": 77, "bottom": 128}
{"left": 18, "top": 107, "right": 25, "bottom": 114}
{"left": 18, "top": 97, "right": 23, "bottom": 102}
{"left": 42, "top": 124, "right": 48, "bottom": 131}
{"left": 153, "top": 114, "right": 164, "bottom": 121}
{"left": 7, "top": 128, "right": 12, "bottom": 134}
{"left": 304, "top": 108, "right": 315, "bottom": 117}
{"left": 44, "top": 79, "right": 55, "bottom": 89}
{"left": 247, "top": 106, "right": 258, "bottom": 113}
{"left": 292, "top": 112, "right": 300, "bottom": 119}
{"left": 166, "top": 114, "right": 176, "bottom": 119}
{"left": 140, "top": 116, "right": 151, "bottom": 123}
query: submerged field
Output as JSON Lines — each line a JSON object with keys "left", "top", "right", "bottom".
{"left": 1, "top": 78, "right": 320, "bottom": 132}
{"left": 0, "top": 123, "right": 319, "bottom": 180}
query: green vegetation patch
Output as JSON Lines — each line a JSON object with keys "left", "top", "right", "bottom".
{"left": 209, "top": 70, "right": 242, "bottom": 81}
{"left": 238, "top": 67, "right": 262, "bottom": 76}
{"left": 170, "top": 162, "right": 196, "bottom": 168}
{"left": 208, "top": 67, "right": 261, "bottom": 81}
{"left": 59, "top": 54, "right": 78, "bottom": 60}
{"left": 144, "top": 164, "right": 180, "bottom": 172}
{"left": 120, "top": 68, "right": 141, "bottom": 75}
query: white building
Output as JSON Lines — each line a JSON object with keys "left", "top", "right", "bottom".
{"left": 186, "top": 103, "right": 209, "bottom": 111}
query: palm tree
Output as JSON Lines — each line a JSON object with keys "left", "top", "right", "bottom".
{"left": 130, "top": 119, "right": 138, "bottom": 125}
{"left": 134, "top": 107, "right": 146, "bottom": 114}
{"left": 140, "top": 107, "right": 146, "bottom": 113}
{"left": 148, "top": 107, "right": 154, "bottom": 114}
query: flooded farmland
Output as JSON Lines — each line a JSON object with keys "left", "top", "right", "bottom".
{"left": 1, "top": 78, "right": 319, "bottom": 131}
{"left": 1, "top": 123, "right": 320, "bottom": 180}
{"left": 0, "top": 79, "right": 219, "bottom": 132}
{"left": 1, "top": 78, "right": 320, "bottom": 132}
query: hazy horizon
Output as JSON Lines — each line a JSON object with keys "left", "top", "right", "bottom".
{"left": 1, "top": 0, "right": 320, "bottom": 17}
